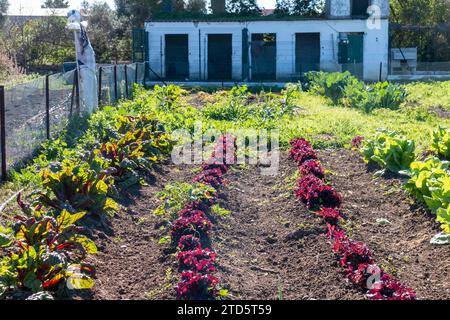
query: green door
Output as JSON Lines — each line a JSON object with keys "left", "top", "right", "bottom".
{"left": 296, "top": 33, "right": 320, "bottom": 77}
{"left": 208, "top": 34, "right": 232, "bottom": 81}
{"left": 165, "top": 34, "right": 189, "bottom": 80}
{"left": 342, "top": 34, "right": 364, "bottom": 79}
{"left": 132, "top": 29, "right": 148, "bottom": 63}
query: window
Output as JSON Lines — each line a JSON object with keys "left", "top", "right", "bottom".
{"left": 352, "top": 0, "right": 370, "bottom": 17}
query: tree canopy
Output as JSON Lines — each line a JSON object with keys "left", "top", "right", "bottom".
{"left": 41, "top": 0, "right": 69, "bottom": 8}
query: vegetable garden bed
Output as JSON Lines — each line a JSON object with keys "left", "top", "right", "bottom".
{"left": 1, "top": 77, "right": 449, "bottom": 301}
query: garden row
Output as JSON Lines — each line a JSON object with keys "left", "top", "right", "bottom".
{"left": 0, "top": 107, "right": 174, "bottom": 299}
{"left": 169, "top": 135, "right": 236, "bottom": 300}
{"left": 353, "top": 126, "right": 450, "bottom": 244}
{"left": 289, "top": 137, "right": 416, "bottom": 300}
{"left": 306, "top": 71, "right": 406, "bottom": 113}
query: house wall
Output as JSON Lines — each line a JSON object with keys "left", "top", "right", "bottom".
{"left": 145, "top": 18, "right": 389, "bottom": 81}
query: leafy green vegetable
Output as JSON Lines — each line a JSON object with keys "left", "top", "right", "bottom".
{"left": 431, "top": 126, "right": 450, "bottom": 159}
{"left": 360, "top": 128, "right": 416, "bottom": 173}
{"left": 154, "top": 182, "right": 216, "bottom": 220}
{"left": 38, "top": 157, "right": 118, "bottom": 216}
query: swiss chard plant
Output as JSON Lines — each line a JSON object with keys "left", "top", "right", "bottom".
{"left": 38, "top": 157, "right": 119, "bottom": 216}
{"left": 0, "top": 207, "right": 96, "bottom": 297}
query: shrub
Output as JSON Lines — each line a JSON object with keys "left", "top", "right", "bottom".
{"left": 342, "top": 82, "right": 406, "bottom": 113}
{"left": 305, "top": 71, "right": 406, "bottom": 113}
{"left": 305, "top": 71, "right": 358, "bottom": 104}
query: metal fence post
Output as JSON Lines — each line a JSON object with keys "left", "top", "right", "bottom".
{"left": 124, "top": 64, "right": 129, "bottom": 98}
{"left": 98, "top": 66, "right": 103, "bottom": 107}
{"left": 0, "top": 86, "right": 6, "bottom": 181}
{"left": 45, "top": 75, "right": 50, "bottom": 140}
{"left": 143, "top": 62, "right": 148, "bottom": 87}
{"left": 75, "top": 68, "right": 80, "bottom": 114}
{"left": 135, "top": 63, "right": 139, "bottom": 85}
{"left": 114, "top": 64, "right": 118, "bottom": 102}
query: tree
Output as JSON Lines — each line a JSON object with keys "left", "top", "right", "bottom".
{"left": 186, "top": 0, "right": 207, "bottom": 14}
{"left": 85, "top": 2, "right": 131, "bottom": 62}
{"left": 274, "top": 0, "right": 291, "bottom": 15}
{"left": 226, "top": 0, "right": 261, "bottom": 16}
{"left": 41, "top": 0, "right": 69, "bottom": 8}
{"left": 390, "top": 0, "right": 450, "bottom": 63}
{"left": 114, "top": 0, "right": 163, "bottom": 27}
{"left": 291, "top": 0, "right": 324, "bottom": 16}
{"left": 390, "top": 0, "right": 450, "bottom": 25}
{"left": 0, "top": 15, "right": 74, "bottom": 68}
{"left": 0, "top": 0, "right": 8, "bottom": 26}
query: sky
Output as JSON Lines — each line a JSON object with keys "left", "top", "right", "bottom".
{"left": 9, "top": 0, "right": 277, "bottom": 14}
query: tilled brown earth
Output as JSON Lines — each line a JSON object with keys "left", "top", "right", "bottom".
{"left": 83, "top": 149, "right": 449, "bottom": 300}
{"left": 319, "top": 149, "right": 450, "bottom": 300}
{"left": 213, "top": 158, "right": 362, "bottom": 300}
{"left": 87, "top": 163, "right": 197, "bottom": 300}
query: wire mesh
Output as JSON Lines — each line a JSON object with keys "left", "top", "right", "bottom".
{"left": 3, "top": 77, "right": 46, "bottom": 167}
{"left": 49, "top": 70, "right": 75, "bottom": 137}
{"left": 99, "top": 65, "right": 115, "bottom": 106}
{"left": 116, "top": 65, "right": 127, "bottom": 100}
{"left": 0, "top": 63, "right": 145, "bottom": 178}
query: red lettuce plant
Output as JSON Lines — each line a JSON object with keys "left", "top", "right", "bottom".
{"left": 176, "top": 271, "right": 220, "bottom": 300}
{"left": 296, "top": 174, "right": 342, "bottom": 210}
{"left": 289, "top": 138, "right": 318, "bottom": 165}
{"left": 177, "top": 248, "right": 216, "bottom": 273}
{"left": 179, "top": 208, "right": 206, "bottom": 219}
{"left": 207, "top": 135, "right": 237, "bottom": 167}
{"left": 290, "top": 136, "right": 416, "bottom": 300}
{"left": 352, "top": 136, "right": 365, "bottom": 149}
{"left": 172, "top": 135, "right": 237, "bottom": 301}
{"left": 332, "top": 233, "right": 374, "bottom": 269}
{"left": 178, "top": 235, "right": 201, "bottom": 251}
{"left": 299, "top": 160, "right": 325, "bottom": 179}
{"left": 317, "top": 208, "right": 342, "bottom": 226}
{"left": 368, "top": 273, "right": 417, "bottom": 300}
{"left": 193, "top": 168, "right": 224, "bottom": 189}
{"left": 171, "top": 212, "right": 212, "bottom": 242}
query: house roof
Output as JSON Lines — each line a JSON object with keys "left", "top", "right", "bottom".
{"left": 147, "top": 14, "right": 329, "bottom": 23}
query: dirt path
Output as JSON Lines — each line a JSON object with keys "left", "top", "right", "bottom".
{"left": 87, "top": 163, "right": 196, "bottom": 300}
{"left": 213, "top": 156, "right": 362, "bottom": 300}
{"left": 319, "top": 149, "right": 450, "bottom": 300}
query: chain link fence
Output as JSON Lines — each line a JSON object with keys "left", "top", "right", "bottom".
{"left": 0, "top": 62, "right": 147, "bottom": 180}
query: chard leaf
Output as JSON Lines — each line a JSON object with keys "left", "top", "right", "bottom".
{"left": 430, "top": 232, "right": 450, "bottom": 245}
{"left": 24, "top": 272, "right": 43, "bottom": 293}
{"left": 95, "top": 180, "right": 109, "bottom": 195}
{"left": 67, "top": 274, "right": 95, "bottom": 290}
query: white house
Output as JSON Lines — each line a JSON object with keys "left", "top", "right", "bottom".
{"left": 145, "top": 0, "right": 390, "bottom": 82}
